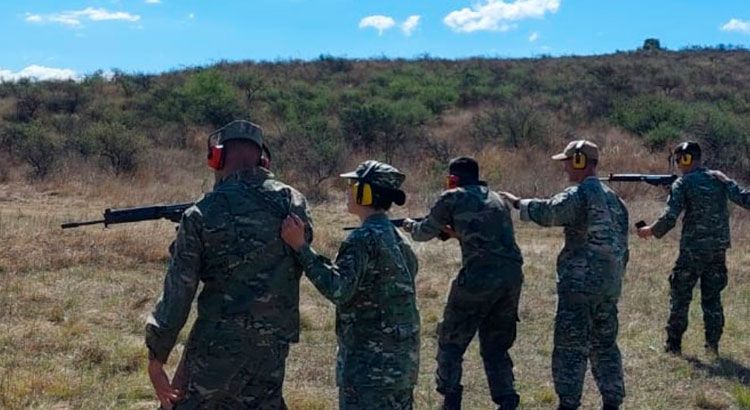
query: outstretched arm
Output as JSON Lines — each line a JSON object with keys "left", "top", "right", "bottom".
{"left": 646, "top": 178, "right": 686, "bottom": 239}
{"left": 709, "top": 170, "right": 750, "bottom": 210}
{"left": 518, "top": 187, "right": 584, "bottom": 227}
{"left": 405, "top": 194, "right": 453, "bottom": 241}
{"left": 282, "top": 215, "right": 369, "bottom": 305}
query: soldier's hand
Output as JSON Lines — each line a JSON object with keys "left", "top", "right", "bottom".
{"left": 148, "top": 359, "right": 183, "bottom": 409}
{"left": 281, "top": 214, "right": 307, "bottom": 251}
{"left": 440, "top": 225, "right": 459, "bottom": 241}
{"left": 637, "top": 225, "right": 654, "bottom": 239}
{"left": 402, "top": 218, "right": 416, "bottom": 233}
{"left": 707, "top": 170, "right": 731, "bottom": 184}
{"left": 499, "top": 192, "right": 521, "bottom": 209}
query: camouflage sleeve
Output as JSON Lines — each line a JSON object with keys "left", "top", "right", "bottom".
{"left": 651, "top": 178, "right": 686, "bottom": 238}
{"left": 292, "top": 191, "right": 314, "bottom": 243}
{"left": 726, "top": 180, "right": 750, "bottom": 209}
{"left": 519, "top": 186, "right": 583, "bottom": 226}
{"left": 410, "top": 193, "right": 453, "bottom": 242}
{"left": 145, "top": 207, "right": 203, "bottom": 363}
{"left": 295, "top": 235, "right": 369, "bottom": 305}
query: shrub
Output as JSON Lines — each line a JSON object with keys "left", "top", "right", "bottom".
{"left": 471, "top": 103, "right": 549, "bottom": 148}
{"left": 16, "top": 123, "right": 62, "bottom": 179}
{"left": 181, "top": 70, "right": 242, "bottom": 127}
{"left": 86, "top": 122, "right": 148, "bottom": 174}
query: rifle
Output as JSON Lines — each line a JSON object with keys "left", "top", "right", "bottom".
{"left": 61, "top": 202, "right": 194, "bottom": 229}
{"left": 600, "top": 173, "right": 678, "bottom": 186}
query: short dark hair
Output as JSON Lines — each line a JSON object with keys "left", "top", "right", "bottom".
{"left": 448, "top": 156, "right": 479, "bottom": 182}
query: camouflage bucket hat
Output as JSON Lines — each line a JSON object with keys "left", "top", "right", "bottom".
{"left": 340, "top": 160, "right": 406, "bottom": 190}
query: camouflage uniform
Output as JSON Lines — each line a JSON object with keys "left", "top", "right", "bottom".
{"left": 295, "top": 162, "right": 420, "bottom": 410}
{"left": 651, "top": 167, "right": 750, "bottom": 350}
{"left": 409, "top": 184, "right": 524, "bottom": 409}
{"left": 146, "top": 122, "right": 312, "bottom": 410}
{"left": 520, "top": 176, "right": 629, "bottom": 409}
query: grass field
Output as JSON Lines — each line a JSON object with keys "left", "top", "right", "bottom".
{"left": 1, "top": 184, "right": 749, "bottom": 409}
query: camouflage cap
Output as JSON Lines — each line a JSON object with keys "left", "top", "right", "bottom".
{"left": 211, "top": 120, "right": 264, "bottom": 148}
{"left": 340, "top": 160, "right": 406, "bottom": 190}
{"left": 551, "top": 139, "right": 599, "bottom": 161}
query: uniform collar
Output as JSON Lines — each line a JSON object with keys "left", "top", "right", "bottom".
{"left": 363, "top": 212, "right": 389, "bottom": 226}
{"left": 216, "top": 167, "right": 273, "bottom": 188}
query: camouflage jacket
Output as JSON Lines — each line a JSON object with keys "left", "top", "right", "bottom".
{"left": 409, "top": 184, "right": 523, "bottom": 269}
{"left": 520, "top": 177, "right": 629, "bottom": 297}
{"left": 296, "top": 213, "right": 420, "bottom": 389}
{"left": 726, "top": 178, "right": 750, "bottom": 209}
{"left": 145, "top": 168, "right": 312, "bottom": 363}
{"left": 652, "top": 167, "right": 750, "bottom": 250}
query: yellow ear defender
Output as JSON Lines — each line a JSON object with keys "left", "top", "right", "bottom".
{"left": 351, "top": 162, "right": 378, "bottom": 206}
{"left": 350, "top": 181, "right": 374, "bottom": 206}
{"left": 676, "top": 143, "right": 693, "bottom": 166}
{"left": 572, "top": 140, "right": 587, "bottom": 170}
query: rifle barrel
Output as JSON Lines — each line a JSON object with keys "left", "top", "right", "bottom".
{"left": 61, "top": 219, "right": 107, "bottom": 229}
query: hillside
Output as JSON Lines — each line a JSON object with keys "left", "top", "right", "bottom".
{"left": 1, "top": 47, "right": 749, "bottom": 202}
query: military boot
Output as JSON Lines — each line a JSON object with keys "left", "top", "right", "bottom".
{"left": 497, "top": 393, "right": 520, "bottom": 410}
{"left": 603, "top": 403, "right": 619, "bottom": 410}
{"left": 664, "top": 337, "right": 681, "bottom": 355}
{"left": 441, "top": 390, "right": 462, "bottom": 410}
{"left": 705, "top": 342, "right": 719, "bottom": 357}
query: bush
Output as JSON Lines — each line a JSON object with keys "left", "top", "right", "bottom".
{"left": 181, "top": 70, "right": 242, "bottom": 127}
{"left": 471, "top": 103, "right": 549, "bottom": 148}
{"left": 86, "top": 122, "right": 148, "bottom": 174}
{"left": 16, "top": 123, "right": 62, "bottom": 179}
{"left": 611, "top": 95, "right": 689, "bottom": 135}
{"left": 644, "top": 122, "right": 682, "bottom": 149}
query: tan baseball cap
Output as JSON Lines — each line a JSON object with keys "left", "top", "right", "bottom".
{"left": 551, "top": 139, "right": 599, "bottom": 161}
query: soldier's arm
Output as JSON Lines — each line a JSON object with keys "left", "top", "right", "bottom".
{"left": 519, "top": 186, "right": 583, "bottom": 226}
{"left": 295, "top": 234, "right": 370, "bottom": 305}
{"left": 145, "top": 207, "right": 203, "bottom": 364}
{"left": 651, "top": 178, "right": 686, "bottom": 238}
{"left": 410, "top": 193, "right": 453, "bottom": 241}
{"left": 725, "top": 179, "right": 750, "bottom": 209}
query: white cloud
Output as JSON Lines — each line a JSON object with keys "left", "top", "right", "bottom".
{"left": 0, "top": 65, "right": 78, "bottom": 82}
{"left": 359, "top": 15, "right": 396, "bottom": 35}
{"left": 444, "top": 0, "right": 560, "bottom": 33}
{"left": 529, "top": 31, "right": 540, "bottom": 41}
{"left": 24, "top": 7, "right": 140, "bottom": 27}
{"left": 145, "top": 0, "right": 161, "bottom": 3}
{"left": 401, "top": 15, "right": 421, "bottom": 36}
{"left": 721, "top": 18, "right": 750, "bottom": 34}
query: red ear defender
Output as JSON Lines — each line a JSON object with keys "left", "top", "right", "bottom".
{"left": 207, "top": 145, "right": 225, "bottom": 170}
{"left": 446, "top": 175, "right": 460, "bottom": 190}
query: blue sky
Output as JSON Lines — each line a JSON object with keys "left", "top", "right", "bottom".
{"left": 2, "top": 0, "right": 749, "bottom": 80}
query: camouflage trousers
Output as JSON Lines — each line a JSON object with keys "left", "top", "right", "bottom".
{"left": 667, "top": 249, "right": 728, "bottom": 346}
{"left": 436, "top": 262, "right": 523, "bottom": 406}
{"left": 173, "top": 319, "right": 290, "bottom": 410}
{"left": 339, "top": 385, "right": 414, "bottom": 410}
{"left": 553, "top": 292, "right": 624, "bottom": 409}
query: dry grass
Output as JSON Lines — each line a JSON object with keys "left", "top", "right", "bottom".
{"left": 1, "top": 159, "right": 749, "bottom": 409}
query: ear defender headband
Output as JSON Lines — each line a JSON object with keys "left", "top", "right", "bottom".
{"left": 572, "top": 140, "right": 587, "bottom": 170}
{"left": 676, "top": 142, "right": 693, "bottom": 166}
{"left": 350, "top": 162, "right": 378, "bottom": 206}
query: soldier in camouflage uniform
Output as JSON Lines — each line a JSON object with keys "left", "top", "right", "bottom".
{"left": 280, "top": 160, "right": 420, "bottom": 410}
{"left": 403, "top": 157, "right": 524, "bottom": 410}
{"left": 145, "top": 120, "right": 313, "bottom": 410}
{"left": 638, "top": 142, "right": 750, "bottom": 355}
{"left": 502, "top": 140, "right": 629, "bottom": 410}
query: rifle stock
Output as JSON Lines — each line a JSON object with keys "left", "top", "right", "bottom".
{"left": 61, "top": 202, "right": 194, "bottom": 229}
